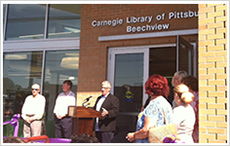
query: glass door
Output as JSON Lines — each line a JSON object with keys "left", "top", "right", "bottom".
{"left": 177, "top": 35, "right": 194, "bottom": 76}
{"left": 108, "top": 47, "right": 148, "bottom": 142}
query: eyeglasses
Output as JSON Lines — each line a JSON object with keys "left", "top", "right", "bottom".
{"left": 102, "top": 87, "right": 110, "bottom": 89}
{"left": 32, "top": 88, "right": 39, "bottom": 91}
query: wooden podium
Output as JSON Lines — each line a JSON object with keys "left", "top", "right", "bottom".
{"left": 68, "top": 106, "right": 102, "bottom": 136}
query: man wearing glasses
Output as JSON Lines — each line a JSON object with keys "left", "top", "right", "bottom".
{"left": 21, "top": 84, "right": 46, "bottom": 138}
{"left": 93, "top": 81, "right": 119, "bottom": 143}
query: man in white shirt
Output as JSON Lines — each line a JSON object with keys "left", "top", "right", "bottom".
{"left": 53, "top": 80, "right": 76, "bottom": 138}
{"left": 21, "top": 84, "right": 46, "bottom": 138}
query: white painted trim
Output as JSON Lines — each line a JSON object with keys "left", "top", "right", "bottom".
{"left": 40, "top": 50, "right": 46, "bottom": 95}
{"left": 191, "top": 42, "right": 197, "bottom": 77}
{"left": 3, "top": 37, "right": 80, "bottom": 52}
{"left": 99, "top": 29, "right": 198, "bottom": 41}
{"left": 109, "top": 44, "right": 176, "bottom": 50}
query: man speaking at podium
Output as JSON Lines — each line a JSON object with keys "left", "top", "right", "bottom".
{"left": 93, "top": 81, "right": 119, "bottom": 143}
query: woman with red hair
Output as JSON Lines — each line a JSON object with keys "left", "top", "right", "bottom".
{"left": 126, "top": 74, "right": 173, "bottom": 143}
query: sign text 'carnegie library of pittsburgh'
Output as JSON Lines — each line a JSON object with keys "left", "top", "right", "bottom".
{"left": 91, "top": 10, "right": 198, "bottom": 33}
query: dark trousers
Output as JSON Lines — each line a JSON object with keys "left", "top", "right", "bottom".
{"left": 96, "top": 131, "right": 114, "bottom": 143}
{"left": 55, "top": 116, "right": 72, "bottom": 138}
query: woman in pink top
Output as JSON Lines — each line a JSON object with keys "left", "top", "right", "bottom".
{"left": 181, "top": 76, "right": 199, "bottom": 143}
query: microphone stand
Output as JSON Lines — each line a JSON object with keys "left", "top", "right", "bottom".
{"left": 82, "top": 98, "right": 91, "bottom": 107}
{"left": 82, "top": 100, "right": 88, "bottom": 107}
{"left": 82, "top": 96, "right": 93, "bottom": 107}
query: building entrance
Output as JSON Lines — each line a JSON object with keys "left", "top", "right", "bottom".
{"left": 108, "top": 36, "right": 197, "bottom": 143}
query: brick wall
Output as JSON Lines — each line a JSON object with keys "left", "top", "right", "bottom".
{"left": 198, "top": 4, "right": 227, "bottom": 143}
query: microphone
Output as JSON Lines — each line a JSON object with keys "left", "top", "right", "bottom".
{"left": 82, "top": 95, "right": 93, "bottom": 107}
{"left": 84, "top": 95, "right": 93, "bottom": 102}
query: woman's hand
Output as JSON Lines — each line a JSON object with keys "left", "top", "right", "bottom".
{"left": 126, "top": 132, "right": 135, "bottom": 142}
{"left": 125, "top": 115, "right": 157, "bottom": 142}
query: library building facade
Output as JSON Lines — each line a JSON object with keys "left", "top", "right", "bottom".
{"left": 2, "top": 3, "right": 228, "bottom": 143}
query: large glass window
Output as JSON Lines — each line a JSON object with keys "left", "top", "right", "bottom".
{"left": 3, "top": 51, "right": 43, "bottom": 116}
{"left": 4, "top": 4, "right": 81, "bottom": 41}
{"left": 48, "top": 4, "right": 81, "bottom": 38}
{"left": 3, "top": 51, "right": 43, "bottom": 136}
{"left": 3, "top": 50, "right": 79, "bottom": 137}
{"left": 5, "top": 4, "right": 46, "bottom": 40}
{"left": 43, "top": 50, "right": 79, "bottom": 137}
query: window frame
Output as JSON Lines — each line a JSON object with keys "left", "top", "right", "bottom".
{"left": 3, "top": 4, "right": 81, "bottom": 41}
{"left": 3, "top": 37, "right": 80, "bottom": 94}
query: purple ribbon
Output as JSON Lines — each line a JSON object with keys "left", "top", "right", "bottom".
{"left": 49, "top": 138, "right": 71, "bottom": 143}
{"left": 163, "top": 134, "right": 185, "bottom": 143}
{"left": 163, "top": 134, "right": 178, "bottom": 143}
{"left": 3, "top": 114, "right": 20, "bottom": 137}
{"left": 3, "top": 114, "right": 71, "bottom": 143}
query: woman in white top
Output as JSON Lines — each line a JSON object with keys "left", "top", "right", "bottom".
{"left": 172, "top": 84, "right": 195, "bottom": 143}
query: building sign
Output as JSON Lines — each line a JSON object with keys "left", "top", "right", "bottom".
{"left": 91, "top": 10, "right": 198, "bottom": 33}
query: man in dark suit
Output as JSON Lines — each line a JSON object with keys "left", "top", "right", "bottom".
{"left": 93, "top": 80, "right": 119, "bottom": 143}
